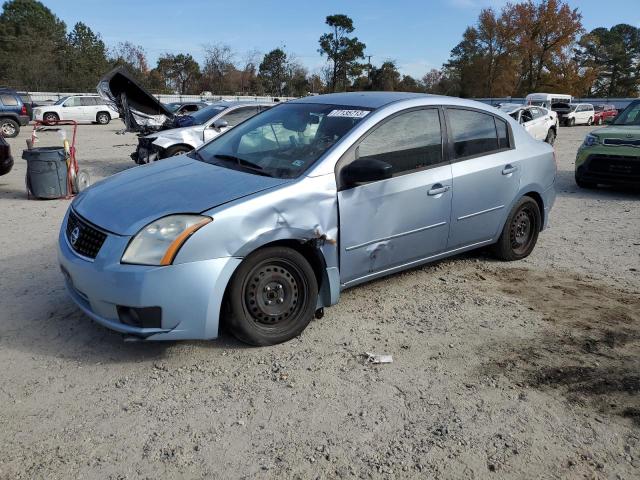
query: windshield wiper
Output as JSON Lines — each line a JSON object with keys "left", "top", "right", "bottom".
{"left": 213, "top": 154, "right": 273, "bottom": 176}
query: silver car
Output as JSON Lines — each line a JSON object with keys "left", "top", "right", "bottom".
{"left": 58, "top": 92, "right": 556, "bottom": 345}
{"left": 136, "top": 101, "right": 275, "bottom": 162}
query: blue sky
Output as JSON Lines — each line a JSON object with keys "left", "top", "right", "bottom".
{"left": 38, "top": 0, "right": 640, "bottom": 78}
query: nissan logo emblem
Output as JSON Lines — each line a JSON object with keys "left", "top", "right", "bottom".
{"left": 70, "top": 226, "right": 80, "bottom": 246}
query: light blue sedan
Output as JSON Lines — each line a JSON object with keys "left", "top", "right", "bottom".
{"left": 58, "top": 92, "right": 556, "bottom": 345}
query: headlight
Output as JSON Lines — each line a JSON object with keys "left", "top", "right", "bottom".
{"left": 122, "top": 214, "right": 212, "bottom": 266}
{"left": 583, "top": 134, "right": 600, "bottom": 147}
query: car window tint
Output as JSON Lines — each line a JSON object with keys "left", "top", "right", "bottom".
{"left": 221, "top": 107, "right": 259, "bottom": 127}
{"left": 357, "top": 109, "right": 442, "bottom": 175}
{"left": 65, "top": 97, "right": 81, "bottom": 107}
{"left": 0, "top": 94, "right": 18, "bottom": 106}
{"left": 495, "top": 118, "right": 509, "bottom": 149}
{"left": 80, "top": 97, "right": 95, "bottom": 106}
{"left": 448, "top": 109, "right": 500, "bottom": 159}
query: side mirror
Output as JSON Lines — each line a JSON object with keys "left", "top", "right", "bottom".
{"left": 212, "top": 119, "right": 228, "bottom": 130}
{"left": 342, "top": 158, "right": 393, "bottom": 186}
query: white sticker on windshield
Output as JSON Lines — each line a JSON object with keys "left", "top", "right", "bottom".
{"left": 327, "top": 109, "right": 370, "bottom": 119}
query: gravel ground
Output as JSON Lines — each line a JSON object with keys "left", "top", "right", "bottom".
{"left": 0, "top": 123, "right": 638, "bottom": 479}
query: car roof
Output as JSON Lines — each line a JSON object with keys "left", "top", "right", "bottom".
{"left": 289, "top": 92, "right": 440, "bottom": 109}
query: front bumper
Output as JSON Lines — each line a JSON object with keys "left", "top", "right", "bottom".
{"left": 576, "top": 147, "right": 640, "bottom": 186}
{"left": 58, "top": 211, "right": 241, "bottom": 340}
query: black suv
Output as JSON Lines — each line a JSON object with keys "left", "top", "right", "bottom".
{"left": 0, "top": 88, "right": 30, "bottom": 138}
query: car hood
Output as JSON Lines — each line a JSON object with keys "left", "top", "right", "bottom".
{"left": 72, "top": 156, "right": 290, "bottom": 236}
{"left": 145, "top": 125, "right": 203, "bottom": 140}
{"left": 591, "top": 125, "right": 640, "bottom": 139}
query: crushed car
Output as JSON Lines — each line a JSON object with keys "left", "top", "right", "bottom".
{"left": 134, "top": 101, "right": 275, "bottom": 163}
{"left": 58, "top": 92, "right": 556, "bottom": 345}
{"left": 497, "top": 103, "right": 558, "bottom": 144}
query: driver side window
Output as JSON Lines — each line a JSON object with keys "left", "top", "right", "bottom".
{"left": 356, "top": 108, "right": 443, "bottom": 176}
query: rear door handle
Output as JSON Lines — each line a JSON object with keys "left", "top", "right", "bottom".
{"left": 427, "top": 184, "right": 450, "bottom": 196}
{"left": 502, "top": 165, "right": 518, "bottom": 175}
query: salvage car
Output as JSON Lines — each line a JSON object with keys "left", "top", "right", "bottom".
{"left": 0, "top": 134, "right": 13, "bottom": 175}
{"left": 575, "top": 99, "right": 640, "bottom": 188}
{"left": 134, "top": 101, "right": 274, "bottom": 162}
{"left": 33, "top": 95, "right": 120, "bottom": 125}
{"left": 497, "top": 103, "right": 558, "bottom": 144}
{"left": 58, "top": 92, "right": 556, "bottom": 345}
{"left": 165, "top": 101, "right": 209, "bottom": 115}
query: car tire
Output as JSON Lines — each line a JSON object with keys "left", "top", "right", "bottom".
{"left": 568, "top": 118, "right": 575, "bottom": 127}
{"left": 575, "top": 175, "right": 597, "bottom": 189}
{"left": 587, "top": 117, "right": 593, "bottom": 126}
{"left": 43, "top": 112, "right": 59, "bottom": 125}
{"left": 163, "top": 145, "right": 192, "bottom": 158}
{"left": 544, "top": 128, "right": 556, "bottom": 145}
{"left": 0, "top": 118, "right": 19, "bottom": 138}
{"left": 227, "top": 246, "right": 318, "bottom": 346}
{"left": 493, "top": 196, "right": 541, "bottom": 262}
{"left": 96, "top": 112, "right": 110, "bottom": 125}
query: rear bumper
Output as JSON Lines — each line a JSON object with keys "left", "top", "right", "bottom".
{"left": 541, "top": 180, "right": 556, "bottom": 230}
{"left": 18, "top": 115, "right": 29, "bottom": 126}
{"left": 58, "top": 211, "right": 241, "bottom": 340}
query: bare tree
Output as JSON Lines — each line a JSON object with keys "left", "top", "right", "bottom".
{"left": 202, "top": 43, "right": 235, "bottom": 93}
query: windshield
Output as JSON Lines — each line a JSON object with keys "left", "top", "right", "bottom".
{"left": 612, "top": 101, "right": 640, "bottom": 126}
{"left": 187, "top": 104, "right": 228, "bottom": 124}
{"left": 195, "top": 103, "right": 372, "bottom": 178}
{"left": 54, "top": 96, "right": 69, "bottom": 105}
{"left": 165, "top": 102, "right": 182, "bottom": 113}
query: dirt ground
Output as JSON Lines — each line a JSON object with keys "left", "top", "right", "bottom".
{"left": 0, "top": 122, "right": 638, "bottom": 479}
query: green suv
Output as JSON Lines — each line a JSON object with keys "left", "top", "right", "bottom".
{"left": 575, "top": 99, "right": 640, "bottom": 188}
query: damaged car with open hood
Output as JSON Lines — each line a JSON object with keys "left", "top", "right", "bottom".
{"left": 58, "top": 92, "right": 556, "bottom": 345}
{"left": 97, "top": 67, "right": 274, "bottom": 163}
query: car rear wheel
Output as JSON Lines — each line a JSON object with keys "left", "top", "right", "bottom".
{"left": 43, "top": 112, "right": 59, "bottom": 125}
{"left": 163, "top": 145, "right": 192, "bottom": 158}
{"left": 587, "top": 117, "right": 593, "bottom": 126}
{"left": 493, "top": 196, "right": 541, "bottom": 261}
{"left": 227, "top": 246, "right": 318, "bottom": 346}
{"left": 96, "top": 112, "right": 110, "bottom": 125}
{"left": 0, "top": 118, "right": 19, "bottom": 138}
{"left": 544, "top": 129, "right": 556, "bottom": 145}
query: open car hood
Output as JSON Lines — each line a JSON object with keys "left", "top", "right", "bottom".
{"left": 97, "top": 67, "right": 175, "bottom": 133}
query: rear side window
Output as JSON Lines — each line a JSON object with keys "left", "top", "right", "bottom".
{"left": 0, "top": 94, "right": 18, "bottom": 106}
{"left": 80, "top": 97, "right": 96, "bottom": 106}
{"left": 448, "top": 108, "right": 509, "bottom": 159}
{"left": 357, "top": 108, "right": 443, "bottom": 175}
{"left": 221, "top": 106, "right": 259, "bottom": 127}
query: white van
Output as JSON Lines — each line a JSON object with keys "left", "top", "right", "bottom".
{"left": 525, "top": 93, "right": 572, "bottom": 110}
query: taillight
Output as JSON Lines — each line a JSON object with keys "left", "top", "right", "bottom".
{"left": 21, "top": 104, "right": 27, "bottom": 115}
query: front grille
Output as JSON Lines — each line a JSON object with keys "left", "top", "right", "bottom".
{"left": 66, "top": 210, "right": 107, "bottom": 259}
{"left": 602, "top": 138, "right": 640, "bottom": 147}
{"left": 585, "top": 154, "right": 640, "bottom": 180}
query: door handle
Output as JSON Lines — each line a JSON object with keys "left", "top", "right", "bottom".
{"left": 502, "top": 165, "right": 518, "bottom": 175}
{"left": 427, "top": 184, "right": 450, "bottom": 196}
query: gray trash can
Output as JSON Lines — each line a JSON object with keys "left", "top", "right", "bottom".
{"left": 22, "top": 147, "right": 69, "bottom": 199}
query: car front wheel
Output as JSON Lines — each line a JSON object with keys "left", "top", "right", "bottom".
{"left": 227, "top": 246, "right": 318, "bottom": 346}
{"left": 493, "top": 196, "right": 541, "bottom": 261}
{"left": 163, "top": 145, "right": 192, "bottom": 158}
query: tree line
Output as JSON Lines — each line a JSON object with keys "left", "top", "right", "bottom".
{"left": 1, "top": 0, "right": 638, "bottom": 98}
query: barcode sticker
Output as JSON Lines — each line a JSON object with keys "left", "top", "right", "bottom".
{"left": 327, "top": 109, "right": 370, "bottom": 119}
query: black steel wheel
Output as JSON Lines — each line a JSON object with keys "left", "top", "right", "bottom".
{"left": 545, "top": 128, "right": 556, "bottom": 145}
{"left": 227, "top": 246, "right": 318, "bottom": 346}
{"left": 493, "top": 196, "right": 541, "bottom": 261}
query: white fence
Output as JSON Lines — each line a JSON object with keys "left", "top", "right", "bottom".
{"left": 27, "top": 91, "right": 296, "bottom": 103}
